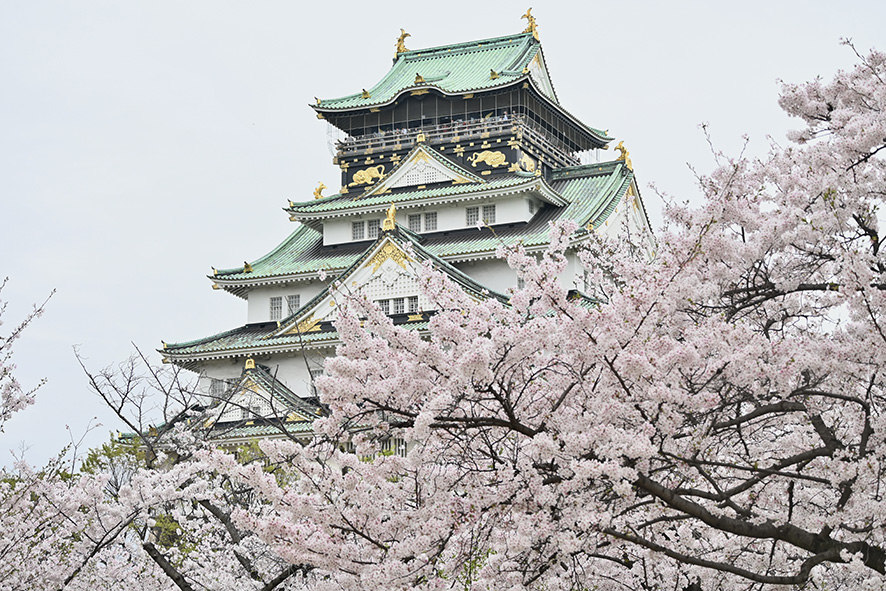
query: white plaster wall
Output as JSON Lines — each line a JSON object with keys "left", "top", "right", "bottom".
{"left": 321, "top": 193, "right": 536, "bottom": 245}
{"left": 246, "top": 281, "right": 325, "bottom": 323}
{"left": 452, "top": 258, "right": 519, "bottom": 294}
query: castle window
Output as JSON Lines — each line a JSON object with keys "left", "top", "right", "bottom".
{"left": 466, "top": 206, "right": 479, "bottom": 227}
{"left": 392, "top": 298, "right": 405, "bottom": 314}
{"left": 209, "top": 378, "right": 228, "bottom": 398}
{"left": 424, "top": 212, "right": 437, "bottom": 231}
{"left": 286, "top": 294, "right": 300, "bottom": 315}
{"left": 378, "top": 299, "right": 390, "bottom": 315}
{"left": 269, "top": 296, "right": 283, "bottom": 321}
{"left": 367, "top": 219, "right": 381, "bottom": 239}
{"left": 482, "top": 204, "right": 496, "bottom": 224}
{"left": 408, "top": 214, "right": 422, "bottom": 233}
{"left": 408, "top": 296, "right": 418, "bottom": 313}
{"left": 352, "top": 221, "right": 366, "bottom": 240}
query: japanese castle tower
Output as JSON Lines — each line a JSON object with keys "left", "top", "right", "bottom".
{"left": 161, "top": 13, "right": 654, "bottom": 442}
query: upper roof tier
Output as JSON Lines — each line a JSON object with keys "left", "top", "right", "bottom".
{"left": 312, "top": 32, "right": 610, "bottom": 149}
{"left": 315, "top": 33, "right": 550, "bottom": 111}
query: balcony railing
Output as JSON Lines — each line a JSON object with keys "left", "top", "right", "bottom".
{"left": 334, "top": 115, "right": 579, "bottom": 166}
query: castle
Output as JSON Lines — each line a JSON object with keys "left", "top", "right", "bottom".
{"left": 161, "top": 13, "right": 654, "bottom": 443}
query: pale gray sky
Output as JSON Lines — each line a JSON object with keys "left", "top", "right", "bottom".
{"left": 2, "top": 1, "right": 883, "bottom": 465}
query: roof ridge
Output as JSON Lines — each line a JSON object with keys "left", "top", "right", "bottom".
{"left": 399, "top": 32, "right": 535, "bottom": 59}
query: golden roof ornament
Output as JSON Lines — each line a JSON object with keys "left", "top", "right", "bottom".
{"left": 382, "top": 202, "right": 397, "bottom": 231}
{"left": 245, "top": 357, "right": 255, "bottom": 370}
{"left": 416, "top": 131, "right": 426, "bottom": 143}
{"left": 614, "top": 141, "right": 633, "bottom": 171}
{"left": 521, "top": 8, "right": 539, "bottom": 41}
{"left": 414, "top": 73, "right": 425, "bottom": 85}
{"left": 313, "top": 181, "right": 327, "bottom": 200}
{"left": 243, "top": 261, "right": 253, "bottom": 273}
{"left": 395, "top": 29, "right": 411, "bottom": 57}
{"left": 361, "top": 88, "right": 371, "bottom": 99}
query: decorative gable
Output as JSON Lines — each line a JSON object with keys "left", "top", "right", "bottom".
{"left": 275, "top": 235, "right": 424, "bottom": 338}
{"left": 210, "top": 361, "right": 319, "bottom": 426}
{"left": 364, "top": 145, "right": 482, "bottom": 196}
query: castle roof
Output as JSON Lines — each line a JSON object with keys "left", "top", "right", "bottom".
{"left": 165, "top": 227, "right": 511, "bottom": 366}
{"left": 211, "top": 159, "right": 634, "bottom": 296}
{"left": 316, "top": 33, "right": 550, "bottom": 110}
{"left": 312, "top": 32, "right": 610, "bottom": 147}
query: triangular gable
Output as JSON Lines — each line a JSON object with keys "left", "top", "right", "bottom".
{"left": 274, "top": 234, "right": 422, "bottom": 338}
{"left": 527, "top": 48, "right": 558, "bottom": 104}
{"left": 208, "top": 363, "right": 321, "bottom": 426}
{"left": 273, "top": 229, "right": 511, "bottom": 339}
{"left": 363, "top": 144, "right": 483, "bottom": 197}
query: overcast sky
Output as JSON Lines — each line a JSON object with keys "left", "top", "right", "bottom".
{"left": 2, "top": 1, "right": 884, "bottom": 466}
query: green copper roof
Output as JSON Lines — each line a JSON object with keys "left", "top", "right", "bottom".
{"left": 212, "top": 160, "right": 633, "bottom": 289}
{"left": 164, "top": 321, "right": 431, "bottom": 362}
{"left": 288, "top": 175, "right": 533, "bottom": 216}
{"left": 316, "top": 33, "right": 544, "bottom": 111}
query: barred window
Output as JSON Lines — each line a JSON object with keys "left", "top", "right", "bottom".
{"left": 367, "top": 219, "right": 381, "bottom": 239}
{"left": 482, "top": 204, "right": 496, "bottom": 224}
{"left": 424, "top": 212, "right": 437, "bottom": 231}
{"left": 310, "top": 367, "right": 324, "bottom": 397}
{"left": 378, "top": 299, "right": 390, "bottom": 315}
{"left": 408, "top": 214, "right": 422, "bottom": 233}
{"left": 209, "top": 378, "right": 228, "bottom": 398}
{"left": 517, "top": 277, "right": 526, "bottom": 290}
{"left": 286, "top": 294, "right": 300, "bottom": 315}
{"left": 269, "top": 296, "right": 283, "bottom": 321}
{"left": 352, "top": 221, "right": 365, "bottom": 240}
{"left": 408, "top": 296, "right": 418, "bottom": 313}
{"left": 393, "top": 298, "right": 405, "bottom": 314}
{"left": 466, "top": 206, "right": 479, "bottom": 227}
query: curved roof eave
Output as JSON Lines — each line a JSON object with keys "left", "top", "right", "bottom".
{"left": 311, "top": 76, "right": 611, "bottom": 148}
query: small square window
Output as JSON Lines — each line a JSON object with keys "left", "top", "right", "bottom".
{"left": 378, "top": 299, "right": 390, "bottom": 315}
{"left": 352, "top": 221, "right": 365, "bottom": 240}
{"left": 367, "top": 219, "right": 381, "bottom": 239}
{"left": 408, "top": 214, "right": 422, "bottom": 233}
{"left": 286, "top": 294, "right": 300, "bottom": 315}
{"left": 393, "top": 298, "right": 405, "bottom": 314}
{"left": 482, "top": 204, "right": 496, "bottom": 224}
{"left": 407, "top": 296, "right": 418, "bottom": 313}
{"left": 424, "top": 212, "right": 437, "bottom": 231}
{"left": 466, "top": 206, "right": 479, "bottom": 227}
{"left": 270, "top": 296, "right": 283, "bottom": 321}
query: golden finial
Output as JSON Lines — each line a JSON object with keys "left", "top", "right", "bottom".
{"left": 313, "top": 181, "right": 327, "bottom": 200}
{"left": 614, "top": 141, "right": 633, "bottom": 171}
{"left": 314, "top": 96, "right": 321, "bottom": 105}
{"left": 414, "top": 73, "right": 425, "bottom": 85}
{"left": 243, "top": 261, "right": 253, "bottom": 273}
{"left": 382, "top": 202, "right": 397, "bottom": 231}
{"left": 416, "top": 131, "right": 426, "bottom": 143}
{"left": 522, "top": 8, "right": 539, "bottom": 41}
{"left": 245, "top": 357, "right": 255, "bottom": 370}
{"left": 490, "top": 69, "right": 500, "bottom": 80}
{"left": 361, "top": 89, "right": 371, "bottom": 99}
{"left": 395, "top": 29, "right": 411, "bottom": 57}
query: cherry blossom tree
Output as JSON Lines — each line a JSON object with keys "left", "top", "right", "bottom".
{"left": 7, "top": 42, "right": 886, "bottom": 591}
{"left": 203, "top": 44, "right": 886, "bottom": 590}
